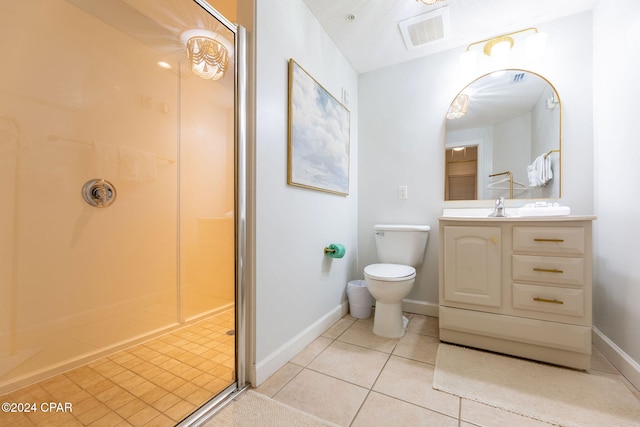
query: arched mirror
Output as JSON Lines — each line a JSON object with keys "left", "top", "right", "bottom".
{"left": 444, "top": 69, "right": 561, "bottom": 201}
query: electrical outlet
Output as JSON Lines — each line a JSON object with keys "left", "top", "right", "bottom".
{"left": 398, "top": 186, "right": 408, "bottom": 200}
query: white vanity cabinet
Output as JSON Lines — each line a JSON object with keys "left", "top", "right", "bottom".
{"left": 438, "top": 216, "right": 595, "bottom": 370}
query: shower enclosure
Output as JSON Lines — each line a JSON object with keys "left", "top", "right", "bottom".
{"left": 0, "top": 0, "right": 245, "bottom": 409}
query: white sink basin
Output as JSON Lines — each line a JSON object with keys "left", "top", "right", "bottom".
{"left": 442, "top": 208, "right": 494, "bottom": 217}
{"left": 442, "top": 206, "right": 570, "bottom": 218}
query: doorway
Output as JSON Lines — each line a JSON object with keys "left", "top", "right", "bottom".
{"left": 445, "top": 146, "right": 478, "bottom": 200}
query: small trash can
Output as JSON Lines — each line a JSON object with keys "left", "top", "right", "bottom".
{"left": 347, "top": 279, "right": 373, "bottom": 319}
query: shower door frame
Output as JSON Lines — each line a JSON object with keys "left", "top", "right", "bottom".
{"left": 177, "top": 1, "right": 251, "bottom": 423}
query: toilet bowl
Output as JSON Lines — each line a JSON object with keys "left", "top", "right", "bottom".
{"left": 364, "top": 263, "right": 416, "bottom": 338}
{"left": 364, "top": 224, "right": 429, "bottom": 338}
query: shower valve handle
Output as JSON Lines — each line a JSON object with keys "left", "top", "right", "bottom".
{"left": 82, "top": 179, "right": 117, "bottom": 208}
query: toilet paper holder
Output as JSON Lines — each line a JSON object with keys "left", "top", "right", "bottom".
{"left": 324, "top": 243, "right": 346, "bottom": 258}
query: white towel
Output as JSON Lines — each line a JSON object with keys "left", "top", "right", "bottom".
{"left": 543, "top": 155, "right": 553, "bottom": 184}
{"left": 527, "top": 155, "right": 543, "bottom": 186}
{"left": 527, "top": 154, "right": 553, "bottom": 187}
{"left": 119, "top": 146, "right": 157, "bottom": 183}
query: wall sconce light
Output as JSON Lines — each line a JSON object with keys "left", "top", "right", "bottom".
{"left": 446, "top": 93, "right": 469, "bottom": 119}
{"left": 545, "top": 92, "right": 559, "bottom": 110}
{"left": 459, "top": 27, "right": 547, "bottom": 71}
{"left": 180, "top": 29, "right": 232, "bottom": 80}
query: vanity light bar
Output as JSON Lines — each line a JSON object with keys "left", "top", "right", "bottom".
{"left": 463, "top": 27, "right": 540, "bottom": 56}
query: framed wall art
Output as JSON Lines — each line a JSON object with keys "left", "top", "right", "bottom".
{"left": 287, "top": 59, "right": 350, "bottom": 195}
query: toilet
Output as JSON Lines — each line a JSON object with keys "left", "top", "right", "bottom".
{"left": 364, "top": 224, "right": 430, "bottom": 338}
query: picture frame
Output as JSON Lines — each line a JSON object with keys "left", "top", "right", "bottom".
{"left": 287, "top": 59, "right": 350, "bottom": 196}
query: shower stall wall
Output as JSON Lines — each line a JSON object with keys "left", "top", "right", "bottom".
{"left": 0, "top": 0, "right": 238, "bottom": 394}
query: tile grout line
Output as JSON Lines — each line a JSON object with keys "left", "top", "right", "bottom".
{"left": 271, "top": 319, "right": 353, "bottom": 402}
{"left": 346, "top": 318, "right": 396, "bottom": 427}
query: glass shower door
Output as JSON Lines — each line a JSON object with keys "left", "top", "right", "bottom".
{"left": 0, "top": 0, "right": 239, "bottom": 420}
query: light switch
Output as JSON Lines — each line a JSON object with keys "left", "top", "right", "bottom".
{"left": 341, "top": 88, "right": 349, "bottom": 106}
{"left": 398, "top": 186, "right": 408, "bottom": 200}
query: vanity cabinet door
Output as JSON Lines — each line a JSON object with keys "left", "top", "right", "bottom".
{"left": 443, "top": 226, "right": 502, "bottom": 307}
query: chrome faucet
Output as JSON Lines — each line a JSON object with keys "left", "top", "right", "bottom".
{"left": 489, "top": 196, "right": 507, "bottom": 217}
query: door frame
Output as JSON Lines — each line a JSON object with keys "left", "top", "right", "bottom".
{"left": 177, "top": 1, "right": 252, "bottom": 424}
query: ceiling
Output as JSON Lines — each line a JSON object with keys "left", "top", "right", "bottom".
{"left": 302, "top": 0, "right": 595, "bottom": 74}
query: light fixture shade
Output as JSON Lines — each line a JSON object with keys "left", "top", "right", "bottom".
{"left": 186, "top": 36, "right": 228, "bottom": 80}
{"left": 181, "top": 29, "right": 232, "bottom": 81}
{"left": 490, "top": 40, "right": 511, "bottom": 68}
{"left": 447, "top": 93, "right": 469, "bottom": 119}
{"left": 490, "top": 40, "right": 511, "bottom": 58}
{"left": 418, "top": 0, "right": 445, "bottom": 4}
{"left": 462, "top": 28, "right": 545, "bottom": 71}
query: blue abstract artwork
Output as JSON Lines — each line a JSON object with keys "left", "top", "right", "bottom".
{"left": 288, "top": 59, "right": 350, "bottom": 195}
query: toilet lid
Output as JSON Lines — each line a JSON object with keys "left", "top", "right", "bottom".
{"left": 364, "top": 263, "right": 416, "bottom": 281}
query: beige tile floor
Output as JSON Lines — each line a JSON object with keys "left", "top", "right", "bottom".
{"left": 0, "top": 310, "right": 235, "bottom": 427}
{"left": 4, "top": 310, "right": 639, "bottom": 427}
{"left": 255, "top": 312, "right": 640, "bottom": 427}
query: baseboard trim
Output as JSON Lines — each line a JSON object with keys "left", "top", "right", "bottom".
{"left": 592, "top": 327, "right": 640, "bottom": 392}
{"left": 402, "top": 299, "right": 439, "bottom": 317}
{"left": 251, "top": 301, "right": 348, "bottom": 386}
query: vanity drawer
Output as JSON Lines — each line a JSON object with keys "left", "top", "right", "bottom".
{"left": 513, "top": 283, "right": 584, "bottom": 318}
{"left": 512, "top": 255, "right": 584, "bottom": 286}
{"left": 513, "top": 226, "right": 584, "bottom": 255}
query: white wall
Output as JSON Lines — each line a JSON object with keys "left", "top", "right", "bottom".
{"left": 253, "top": 0, "right": 359, "bottom": 384}
{"left": 358, "top": 12, "right": 594, "bottom": 310}
{"left": 245, "top": 0, "right": 640, "bottom": 391}
{"left": 593, "top": 0, "right": 640, "bottom": 388}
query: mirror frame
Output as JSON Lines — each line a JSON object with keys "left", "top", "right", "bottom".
{"left": 444, "top": 69, "right": 562, "bottom": 201}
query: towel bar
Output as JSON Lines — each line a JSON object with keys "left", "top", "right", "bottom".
{"left": 544, "top": 149, "right": 560, "bottom": 159}
{"left": 489, "top": 171, "right": 513, "bottom": 199}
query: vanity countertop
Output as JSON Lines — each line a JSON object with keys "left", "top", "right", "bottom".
{"left": 438, "top": 215, "right": 596, "bottom": 222}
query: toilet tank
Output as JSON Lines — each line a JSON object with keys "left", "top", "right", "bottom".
{"left": 373, "top": 224, "right": 430, "bottom": 266}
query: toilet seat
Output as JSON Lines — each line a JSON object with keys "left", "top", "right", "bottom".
{"left": 364, "top": 263, "right": 416, "bottom": 281}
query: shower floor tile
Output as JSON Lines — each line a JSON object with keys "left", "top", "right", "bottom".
{"left": 0, "top": 309, "right": 235, "bottom": 427}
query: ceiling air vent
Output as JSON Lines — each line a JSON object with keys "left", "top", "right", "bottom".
{"left": 512, "top": 72, "right": 527, "bottom": 83}
{"left": 399, "top": 6, "right": 450, "bottom": 50}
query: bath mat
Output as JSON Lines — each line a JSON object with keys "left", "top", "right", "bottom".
{"left": 433, "top": 343, "right": 640, "bottom": 427}
{"left": 203, "top": 390, "right": 340, "bottom": 427}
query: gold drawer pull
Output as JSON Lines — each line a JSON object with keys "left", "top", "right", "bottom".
{"left": 534, "top": 238, "right": 564, "bottom": 243}
{"left": 533, "top": 267, "right": 564, "bottom": 274}
{"left": 533, "top": 297, "right": 564, "bottom": 305}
